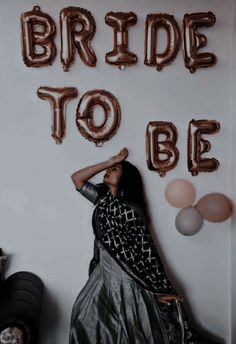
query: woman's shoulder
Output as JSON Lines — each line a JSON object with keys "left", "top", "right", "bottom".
{"left": 76, "top": 180, "right": 109, "bottom": 205}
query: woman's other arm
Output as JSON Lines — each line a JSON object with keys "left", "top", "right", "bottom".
{"left": 71, "top": 147, "right": 128, "bottom": 190}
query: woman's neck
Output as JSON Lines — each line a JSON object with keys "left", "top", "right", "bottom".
{"left": 109, "top": 186, "right": 118, "bottom": 196}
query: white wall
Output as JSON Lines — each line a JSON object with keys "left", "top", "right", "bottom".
{"left": 229, "top": 1, "right": 236, "bottom": 343}
{"left": 0, "top": 1, "right": 234, "bottom": 343}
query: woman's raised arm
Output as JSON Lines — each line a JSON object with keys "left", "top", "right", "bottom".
{"left": 71, "top": 147, "right": 129, "bottom": 190}
{"left": 71, "top": 160, "right": 111, "bottom": 191}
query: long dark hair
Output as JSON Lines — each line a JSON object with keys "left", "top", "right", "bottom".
{"left": 97, "top": 160, "right": 149, "bottom": 223}
{"left": 119, "top": 160, "right": 149, "bottom": 222}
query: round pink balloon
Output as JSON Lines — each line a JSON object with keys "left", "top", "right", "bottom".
{"left": 196, "top": 193, "right": 233, "bottom": 222}
{"left": 165, "top": 178, "right": 196, "bottom": 208}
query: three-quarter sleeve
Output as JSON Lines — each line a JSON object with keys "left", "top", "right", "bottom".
{"left": 76, "top": 181, "right": 104, "bottom": 205}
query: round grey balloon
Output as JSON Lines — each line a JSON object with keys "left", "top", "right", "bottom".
{"left": 175, "top": 206, "right": 203, "bottom": 236}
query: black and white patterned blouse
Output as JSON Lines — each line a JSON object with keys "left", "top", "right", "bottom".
{"left": 77, "top": 180, "right": 178, "bottom": 296}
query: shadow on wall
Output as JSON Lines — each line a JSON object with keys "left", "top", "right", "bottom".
{"left": 148, "top": 217, "right": 225, "bottom": 344}
{"left": 38, "top": 286, "right": 60, "bottom": 344}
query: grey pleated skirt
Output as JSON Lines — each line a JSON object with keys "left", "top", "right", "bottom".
{"left": 69, "top": 240, "right": 187, "bottom": 344}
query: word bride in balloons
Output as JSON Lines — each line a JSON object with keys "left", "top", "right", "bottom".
{"left": 21, "top": 6, "right": 217, "bottom": 73}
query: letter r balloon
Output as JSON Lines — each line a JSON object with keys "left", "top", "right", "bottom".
{"left": 60, "top": 6, "right": 97, "bottom": 72}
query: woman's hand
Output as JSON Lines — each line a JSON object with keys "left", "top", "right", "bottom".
{"left": 108, "top": 147, "right": 129, "bottom": 165}
{"left": 71, "top": 148, "right": 129, "bottom": 189}
{"left": 156, "top": 293, "right": 184, "bottom": 305}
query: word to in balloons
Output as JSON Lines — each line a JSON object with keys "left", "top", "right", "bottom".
{"left": 37, "top": 87, "right": 220, "bottom": 176}
{"left": 21, "top": 6, "right": 217, "bottom": 73}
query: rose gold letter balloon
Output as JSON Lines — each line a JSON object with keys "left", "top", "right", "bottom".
{"left": 21, "top": 6, "right": 56, "bottom": 67}
{"left": 183, "top": 12, "right": 217, "bottom": 73}
{"left": 37, "top": 87, "right": 78, "bottom": 144}
{"left": 105, "top": 12, "right": 138, "bottom": 70}
{"left": 146, "top": 121, "right": 179, "bottom": 177}
{"left": 188, "top": 119, "right": 220, "bottom": 176}
{"left": 76, "top": 89, "right": 121, "bottom": 147}
{"left": 196, "top": 193, "right": 233, "bottom": 222}
{"left": 144, "top": 14, "right": 181, "bottom": 71}
{"left": 60, "top": 7, "right": 97, "bottom": 72}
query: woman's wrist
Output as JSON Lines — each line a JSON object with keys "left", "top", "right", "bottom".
{"left": 105, "top": 158, "right": 115, "bottom": 168}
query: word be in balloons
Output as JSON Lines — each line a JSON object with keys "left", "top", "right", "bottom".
{"left": 146, "top": 120, "right": 220, "bottom": 177}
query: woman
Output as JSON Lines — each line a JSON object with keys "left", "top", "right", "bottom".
{"left": 69, "top": 148, "right": 219, "bottom": 344}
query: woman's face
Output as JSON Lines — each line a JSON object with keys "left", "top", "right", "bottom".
{"left": 103, "top": 163, "right": 123, "bottom": 187}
